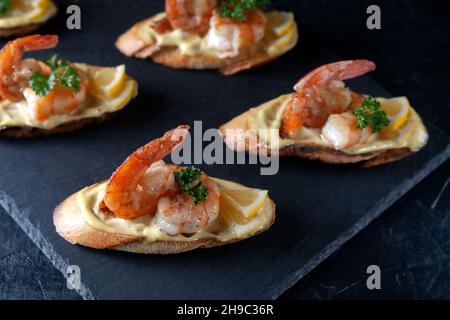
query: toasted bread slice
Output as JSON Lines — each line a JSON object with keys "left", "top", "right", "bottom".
{"left": 0, "top": 23, "right": 43, "bottom": 38}
{"left": 0, "top": 112, "right": 117, "bottom": 138}
{"left": 116, "top": 12, "right": 297, "bottom": 75}
{"left": 0, "top": 1, "right": 58, "bottom": 38}
{"left": 219, "top": 109, "right": 413, "bottom": 168}
{"left": 54, "top": 184, "right": 276, "bottom": 255}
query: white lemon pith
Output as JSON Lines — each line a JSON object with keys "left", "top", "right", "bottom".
{"left": 0, "top": 0, "right": 57, "bottom": 28}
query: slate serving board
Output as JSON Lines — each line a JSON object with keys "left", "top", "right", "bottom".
{"left": 0, "top": 0, "right": 449, "bottom": 299}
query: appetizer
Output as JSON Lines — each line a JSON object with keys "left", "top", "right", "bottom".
{"left": 220, "top": 60, "right": 429, "bottom": 167}
{"left": 0, "top": 0, "right": 57, "bottom": 37}
{"left": 54, "top": 126, "right": 275, "bottom": 254}
{"left": 116, "top": 0, "right": 298, "bottom": 75}
{"left": 0, "top": 35, "right": 137, "bottom": 137}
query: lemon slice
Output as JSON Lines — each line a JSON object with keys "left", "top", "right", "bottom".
{"left": 25, "top": 0, "right": 50, "bottom": 21}
{"left": 231, "top": 204, "right": 269, "bottom": 238}
{"left": 108, "top": 79, "right": 138, "bottom": 111}
{"left": 216, "top": 179, "right": 268, "bottom": 225}
{"left": 266, "top": 28, "right": 296, "bottom": 56}
{"left": 90, "top": 65, "right": 127, "bottom": 98}
{"left": 266, "top": 11, "right": 295, "bottom": 36}
{"left": 397, "top": 121, "right": 417, "bottom": 145}
{"left": 381, "top": 97, "right": 411, "bottom": 133}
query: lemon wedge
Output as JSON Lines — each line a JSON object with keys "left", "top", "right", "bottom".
{"left": 266, "top": 11, "right": 295, "bottom": 36}
{"left": 24, "top": 0, "right": 50, "bottom": 21}
{"left": 266, "top": 28, "right": 296, "bottom": 56}
{"left": 107, "top": 79, "right": 138, "bottom": 111}
{"left": 381, "top": 97, "right": 411, "bottom": 133}
{"left": 90, "top": 65, "right": 127, "bottom": 98}
{"left": 397, "top": 121, "right": 417, "bottom": 145}
{"left": 216, "top": 179, "right": 268, "bottom": 225}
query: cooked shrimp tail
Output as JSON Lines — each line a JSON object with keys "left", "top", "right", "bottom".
{"left": 0, "top": 35, "right": 58, "bottom": 102}
{"left": 104, "top": 125, "right": 190, "bottom": 219}
{"left": 166, "top": 0, "right": 218, "bottom": 35}
{"left": 281, "top": 60, "right": 376, "bottom": 138}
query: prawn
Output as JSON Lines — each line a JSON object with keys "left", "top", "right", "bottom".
{"left": 0, "top": 35, "right": 89, "bottom": 121}
{"left": 280, "top": 60, "right": 376, "bottom": 138}
{"left": 0, "top": 35, "right": 58, "bottom": 102}
{"left": 104, "top": 125, "right": 221, "bottom": 236}
{"left": 166, "top": 0, "right": 218, "bottom": 35}
{"left": 321, "top": 112, "right": 373, "bottom": 150}
{"left": 155, "top": 175, "right": 220, "bottom": 236}
{"left": 104, "top": 125, "right": 188, "bottom": 219}
{"left": 206, "top": 9, "right": 267, "bottom": 58}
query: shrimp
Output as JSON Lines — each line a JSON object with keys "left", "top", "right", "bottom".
{"left": 155, "top": 176, "right": 220, "bottom": 236}
{"left": 321, "top": 112, "right": 373, "bottom": 150}
{"left": 205, "top": 9, "right": 267, "bottom": 58}
{"left": 104, "top": 125, "right": 221, "bottom": 236}
{"left": 23, "top": 71, "right": 89, "bottom": 121}
{"left": 0, "top": 35, "right": 58, "bottom": 102}
{"left": 104, "top": 125, "right": 190, "bottom": 219}
{"left": 280, "top": 60, "right": 377, "bottom": 138}
{"left": 0, "top": 35, "right": 90, "bottom": 121}
{"left": 166, "top": 0, "right": 218, "bottom": 35}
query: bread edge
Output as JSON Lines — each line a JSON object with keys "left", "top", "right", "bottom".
{"left": 0, "top": 112, "right": 117, "bottom": 138}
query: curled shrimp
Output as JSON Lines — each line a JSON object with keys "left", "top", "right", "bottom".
{"left": 0, "top": 35, "right": 90, "bottom": 120}
{"left": 280, "top": 60, "right": 376, "bottom": 138}
{"left": 321, "top": 112, "right": 373, "bottom": 150}
{"left": 0, "top": 35, "right": 58, "bottom": 102}
{"left": 104, "top": 125, "right": 190, "bottom": 219}
{"left": 206, "top": 9, "right": 266, "bottom": 58}
{"left": 23, "top": 71, "right": 89, "bottom": 121}
{"left": 166, "top": 0, "right": 218, "bottom": 35}
{"left": 155, "top": 176, "right": 220, "bottom": 236}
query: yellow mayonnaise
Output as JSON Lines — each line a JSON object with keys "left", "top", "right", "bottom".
{"left": 136, "top": 11, "right": 298, "bottom": 59}
{"left": 0, "top": 0, "right": 57, "bottom": 29}
{"left": 77, "top": 180, "right": 274, "bottom": 244}
{"left": 246, "top": 94, "right": 429, "bottom": 154}
{"left": 0, "top": 63, "right": 137, "bottom": 130}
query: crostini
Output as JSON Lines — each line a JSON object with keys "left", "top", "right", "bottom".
{"left": 116, "top": 0, "right": 298, "bottom": 75}
{"left": 0, "top": 35, "right": 137, "bottom": 137}
{"left": 220, "top": 60, "right": 429, "bottom": 167}
{"left": 0, "top": 0, "right": 57, "bottom": 37}
{"left": 54, "top": 125, "right": 276, "bottom": 254}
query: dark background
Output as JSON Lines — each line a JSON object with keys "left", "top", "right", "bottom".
{"left": 0, "top": 0, "right": 449, "bottom": 299}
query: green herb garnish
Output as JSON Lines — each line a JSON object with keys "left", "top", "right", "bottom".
{"left": 352, "top": 97, "right": 390, "bottom": 133}
{"left": 174, "top": 167, "right": 209, "bottom": 205}
{"left": 219, "top": 0, "right": 271, "bottom": 21}
{"left": 29, "top": 54, "right": 81, "bottom": 97}
{"left": 0, "top": 0, "right": 11, "bottom": 16}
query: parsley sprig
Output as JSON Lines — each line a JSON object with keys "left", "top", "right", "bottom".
{"left": 29, "top": 54, "right": 81, "bottom": 97}
{"left": 0, "top": 0, "right": 11, "bottom": 15}
{"left": 352, "top": 97, "right": 390, "bottom": 133}
{"left": 174, "top": 167, "right": 209, "bottom": 205}
{"left": 219, "top": 0, "right": 271, "bottom": 21}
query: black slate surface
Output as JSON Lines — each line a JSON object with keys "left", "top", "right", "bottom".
{"left": 283, "top": 160, "right": 450, "bottom": 300}
{"left": 0, "top": 0, "right": 449, "bottom": 299}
